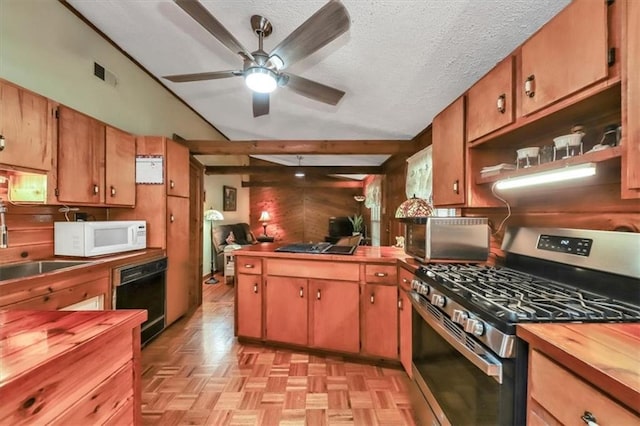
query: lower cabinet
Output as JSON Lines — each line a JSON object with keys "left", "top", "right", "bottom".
{"left": 236, "top": 273, "right": 263, "bottom": 339}
{"left": 309, "top": 279, "right": 360, "bottom": 353}
{"left": 362, "top": 283, "right": 398, "bottom": 359}
{"left": 265, "top": 276, "right": 308, "bottom": 346}
{"left": 398, "top": 289, "right": 412, "bottom": 377}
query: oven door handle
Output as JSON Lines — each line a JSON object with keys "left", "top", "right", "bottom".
{"left": 410, "top": 292, "right": 503, "bottom": 384}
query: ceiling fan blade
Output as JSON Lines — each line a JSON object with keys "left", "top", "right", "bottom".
{"left": 253, "top": 92, "right": 270, "bottom": 117}
{"left": 164, "top": 70, "right": 242, "bottom": 82}
{"left": 174, "top": 0, "right": 254, "bottom": 61}
{"left": 269, "top": 0, "right": 350, "bottom": 69}
{"left": 282, "top": 73, "right": 345, "bottom": 105}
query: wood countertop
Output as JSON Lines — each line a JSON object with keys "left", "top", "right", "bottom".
{"left": 0, "top": 309, "right": 147, "bottom": 387}
{"left": 517, "top": 323, "right": 640, "bottom": 412}
{"left": 234, "top": 244, "right": 412, "bottom": 264}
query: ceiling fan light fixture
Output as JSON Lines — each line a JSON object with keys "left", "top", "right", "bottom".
{"left": 245, "top": 67, "right": 277, "bottom": 93}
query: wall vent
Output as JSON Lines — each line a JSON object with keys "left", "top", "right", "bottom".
{"left": 93, "top": 61, "right": 118, "bottom": 87}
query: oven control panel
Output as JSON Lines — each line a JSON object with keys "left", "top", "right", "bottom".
{"left": 537, "top": 234, "right": 593, "bottom": 256}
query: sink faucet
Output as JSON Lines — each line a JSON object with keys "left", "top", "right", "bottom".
{"left": 0, "top": 197, "right": 7, "bottom": 248}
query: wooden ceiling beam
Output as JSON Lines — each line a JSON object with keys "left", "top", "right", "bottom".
{"left": 205, "top": 165, "right": 383, "bottom": 175}
{"left": 241, "top": 180, "right": 364, "bottom": 188}
{"left": 185, "top": 139, "right": 415, "bottom": 155}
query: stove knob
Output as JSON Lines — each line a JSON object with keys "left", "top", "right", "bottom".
{"left": 426, "top": 270, "right": 436, "bottom": 278}
{"left": 430, "top": 294, "right": 446, "bottom": 308}
{"left": 452, "top": 309, "right": 468, "bottom": 325}
{"left": 463, "top": 318, "right": 485, "bottom": 336}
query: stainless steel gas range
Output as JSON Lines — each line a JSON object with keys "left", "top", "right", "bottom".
{"left": 408, "top": 227, "right": 640, "bottom": 426}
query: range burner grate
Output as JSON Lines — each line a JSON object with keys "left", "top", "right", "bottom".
{"left": 417, "top": 264, "right": 640, "bottom": 323}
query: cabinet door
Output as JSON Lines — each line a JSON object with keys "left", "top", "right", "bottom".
{"left": 166, "top": 196, "right": 190, "bottom": 325}
{"left": 520, "top": 0, "right": 608, "bottom": 116}
{"left": 0, "top": 81, "right": 53, "bottom": 171}
{"left": 398, "top": 289, "right": 412, "bottom": 377}
{"left": 362, "top": 284, "right": 398, "bottom": 359}
{"left": 166, "top": 139, "right": 189, "bottom": 198}
{"left": 432, "top": 97, "right": 465, "bottom": 206}
{"left": 236, "top": 273, "right": 262, "bottom": 339}
{"left": 310, "top": 279, "right": 359, "bottom": 353}
{"left": 466, "top": 57, "right": 514, "bottom": 142}
{"left": 105, "top": 126, "right": 136, "bottom": 206}
{"left": 57, "top": 106, "right": 105, "bottom": 204}
{"left": 622, "top": 0, "right": 640, "bottom": 196}
{"left": 265, "top": 276, "right": 308, "bottom": 346}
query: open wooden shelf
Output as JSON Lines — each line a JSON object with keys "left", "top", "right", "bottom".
{"left": 475, "top": 145, "right": 622, "bottom": 185}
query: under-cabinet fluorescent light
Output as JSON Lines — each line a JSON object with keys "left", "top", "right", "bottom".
{"left": 495, "top": 163, "right": 596, "bottom": 190}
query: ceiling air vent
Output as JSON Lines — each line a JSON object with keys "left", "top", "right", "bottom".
{"left": 93, "top": 61, "right": 118, "bottom": 87}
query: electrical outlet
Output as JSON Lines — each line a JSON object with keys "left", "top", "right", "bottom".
{"left": 74, "top": 212, "right": 88, "bottom": 221}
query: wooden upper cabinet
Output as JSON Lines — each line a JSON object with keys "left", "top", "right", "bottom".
{"left": 466, "top": 57, "right": 514, "bottom": 142}
{"left": 432, "top": 96, "right": 465, "bottom": 206}
{"left": 166, "top": 139, "right": 189, "bottom": 198}
{"left": 105, "top": 126, "right": 136, "bottom": 206}
{"left": 520, "top": 0, "right": 609, "bottom": 116}
{"left": 57, "top": 106, "right": 105, "bottom": 204}
{"left": 309, "top": 279, "right": 359, "bottom": 353}
{"left": 622, "top": 0, "right": 640, "bottom": 197}
{"left": 0, "top": 80, "right": 53, "bottom": 171}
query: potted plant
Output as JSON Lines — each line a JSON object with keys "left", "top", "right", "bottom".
{"left": 348, "top": 214, "right": 364, "bottom": 235}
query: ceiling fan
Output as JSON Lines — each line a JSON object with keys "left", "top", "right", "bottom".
{"left": 164, "top": 0, "right": 350, "bottom": 117}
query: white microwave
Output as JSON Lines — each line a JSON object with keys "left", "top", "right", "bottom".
{"left": 54, "top": 221, "right": 147, "bottom": 257}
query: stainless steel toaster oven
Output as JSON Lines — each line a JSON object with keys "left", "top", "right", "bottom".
{"left": 404, "top": 217, "right": 489, "bottom": 262}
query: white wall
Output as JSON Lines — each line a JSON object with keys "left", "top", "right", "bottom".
{"left": 0, "top": 0, "right": 224, "bottom": 140}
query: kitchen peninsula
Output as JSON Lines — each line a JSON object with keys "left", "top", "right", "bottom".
{"left": 233, "top": 244, "right": 413, "bottom": 361}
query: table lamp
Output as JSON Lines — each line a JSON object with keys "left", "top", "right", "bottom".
{"left": 259, "top": 210, "right": 271, "bottom": 236}
{"left": 204, "top": 208, "right": 224, "bottom": 284}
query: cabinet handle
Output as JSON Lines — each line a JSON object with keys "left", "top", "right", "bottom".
{"left": 524, "top": 75, "right": 535, "bottom": 98}
{"left": 453, "top": 180, "right": 459, "bottom": 194}
{"left": 110, "top": 186, "right": 116, "bottom": 197}
{"left": 402, "top": 278, "right": 410, "bottom": 284}
{"left": 398, "top": 299, "right": 403, "bottom": 310}
{"left": 244, "top": 264, "right": 254, "bottom": 268}
{"left": 496, "top": 93, "right": 506, "bottom": 113}
{"left": 93, "top": 184, "right": 99, "bottom": 195}
{"left": 374, "top": 272, "right": 387, "bottom": 277}
{"left": 581, "top": 411, "right": 599, "bottom": 426}
{"left": 169, "top": 214, "right": 175, "bottom": 223}
{"left": 317, "top": 289, "right": 321, "bottom": 300}
{"left": 170, "top": 180, "right": 175, "bottom": 189}
{"left": 0, "top": 134, "right": 5, "bottom": 151}
{"left": 253, "top": 284, "right": 258, "bottom": 294}
{"left": 299, "top": 287, "right": 304, "bottom": 298}
{"left": 370, "top": 293, "right": 375, "bottom": 304}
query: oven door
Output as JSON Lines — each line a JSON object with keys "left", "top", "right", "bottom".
{"left": 410, "top": 292, "right": 521, "bottom": 426}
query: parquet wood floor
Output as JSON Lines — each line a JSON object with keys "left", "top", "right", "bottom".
{"left": 140, "top": 278, "right": 417, "bottom": 425}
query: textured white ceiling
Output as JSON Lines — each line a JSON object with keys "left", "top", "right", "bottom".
{"left": 66, "top": 0, "right": 570, "bottom": 169}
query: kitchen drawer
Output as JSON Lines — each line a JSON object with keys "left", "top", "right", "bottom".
{"left": 398, "top": 266, "right": 414, "bottom": 291}
{"left": 365, "top": 264, "right": 397, "bottom": 284}
{"left": 54, "top": 361, "right": 133, "bottom": 425}
{"left": 267, "top": 258, "right": 359, "bottom": 281}
{"left": 528, "top": 350, "right": 639, "bottom": 425}
{"left": 236, "top": 256, "right": 262, "bottom": 275}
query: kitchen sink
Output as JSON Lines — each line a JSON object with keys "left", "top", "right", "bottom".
{"left": 0, "top": 260, "right": 94, "bottom": 282}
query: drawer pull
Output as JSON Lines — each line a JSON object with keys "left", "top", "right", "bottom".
{"left": 402, "top": 278, "right": 409, "bottom": 283}
{"left": 170, "top": 180, "right": 175, "bottom": 189}
{"left": 581, "top": 411, "right": 599, "bottom": 426}
{"left": 110, "top": 186, "right": 116, "bottom": 197}
{"left": 299, "top": 287, "right": 304, "bottom": 298}
{"left": 93, "top": 184, "right": 99, "bottom": 195}
{"left": 370, "top": 293, "right": 375, "bottom": 304}
{"left": 169, "top": 214, "right": 175, "bottom": 223}
{"left": 453, "top": 180, "right": 459, "bottom": 194}
{"left": 496, "top": 93, "right": 506, "bottom": 113}
{"left": 317, "top": 289, "right": 321, "bottom": 300}
{"left": 374, "top": 272, "right": 388, "bottom": 277}
{"left": 253, "top": 284, "right": 258, "bottom": 293}
{"left": 0, "top": 134, "right": 5, "bottom": 151}
{"left": 398, "top": 299, "right": 403, "bottom": 309}
{"left": 524, "top": 75, "right": 535, "bottom": 98}
{"left": 244, "top": 264, "right": 254, "bottom": 268}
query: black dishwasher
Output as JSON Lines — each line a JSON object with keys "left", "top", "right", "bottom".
{"left": 113, "top": 256, "right": 167, "bottom": 345}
